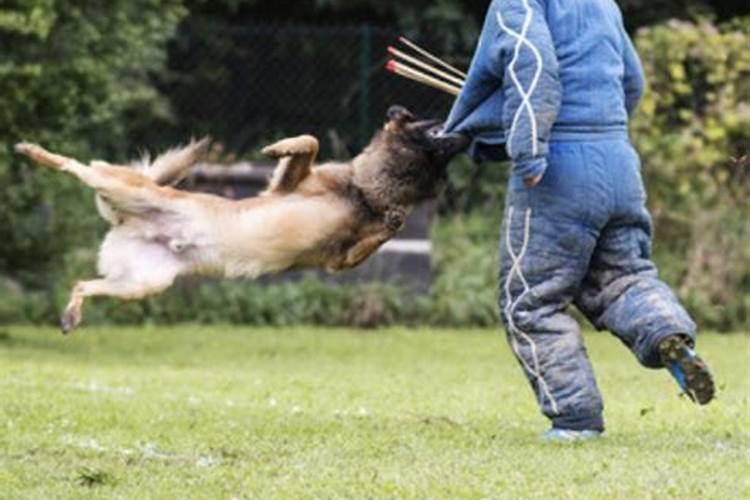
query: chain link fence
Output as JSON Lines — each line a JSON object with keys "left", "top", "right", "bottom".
{"left": 156, "top": 19, "right": 466, "bottom": 159}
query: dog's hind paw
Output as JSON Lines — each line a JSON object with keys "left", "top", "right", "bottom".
{"left": 60, "top": 309, "right": 81, "bottom": 335}
{"left": 14, "top": 143, "right": 68, "bottom": 169}
{"left": 14, "top": 142, "right": 40, "bottom": 157}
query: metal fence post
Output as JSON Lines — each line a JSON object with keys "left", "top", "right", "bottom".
{"left": 359, "top": 24, "right": 372, "bottom": 148}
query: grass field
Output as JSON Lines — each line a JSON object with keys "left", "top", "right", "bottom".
{"left": 0, "top": 326, "right": 748, "bottom": 499}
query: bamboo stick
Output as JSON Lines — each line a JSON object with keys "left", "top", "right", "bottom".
{"left": 398, "top": 36, "right": 468, "bottom": 80}
{"left": 385, "top": 60, "right": 462, "bottom": 96}
{"left": 387, "top": 46, "right": 466, "bottom": 87}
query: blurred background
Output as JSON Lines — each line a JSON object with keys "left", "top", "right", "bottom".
{"left": 1, "top": 0, "right": 748, "bottom": 331}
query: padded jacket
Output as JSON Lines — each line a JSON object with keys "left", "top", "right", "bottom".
{"left": 444, "top": 0, "right": 645, "bottom": 179}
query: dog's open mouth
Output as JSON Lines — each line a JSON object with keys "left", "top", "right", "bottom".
{"left": 413, "top": 120, "right": 470, "bottom": 159}
{"left": 391, "top": 112, "right": 469, "bottom": 160}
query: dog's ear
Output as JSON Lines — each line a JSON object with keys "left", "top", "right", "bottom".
{"left": 387, "top": 105, "right": 414, "bottom": 122}
{"left": 384, "top": 105, "right": 415, "bottom": 132}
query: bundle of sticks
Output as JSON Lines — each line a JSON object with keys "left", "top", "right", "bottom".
{"left": 385, "top": 37, "right": 466, "bottom": 96}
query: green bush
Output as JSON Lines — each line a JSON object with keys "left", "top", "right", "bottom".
{"left": 63, "top": 278, "right": 412, "bottom": 330}
{"left": 632, "top": 18, "right": 750, "bottom": 331}
{"left": 428, "top": 214, "right": 501, "bottom": 327}
{"left": 27, "top": 245, "right": 408, "bottom": 328}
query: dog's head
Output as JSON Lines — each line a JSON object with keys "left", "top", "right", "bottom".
{"left": 354, "top": 105, "right": 469, "bottom": 207}
{"left": 382, "top": 105, "right": 469, "bottom": 169}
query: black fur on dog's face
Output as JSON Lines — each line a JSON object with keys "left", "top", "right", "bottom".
{"left": 384, "top": 105, "right": 469, "bottom": 169}
{"left": 354, "top": 105, "right": 469, "bottom": 207}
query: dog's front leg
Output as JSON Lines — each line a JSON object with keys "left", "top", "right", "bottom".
{"left": 334, "top": 232, "right": 391, "bottom": 271}
{"left": 326, "top": 208, "right": 407, "bottom": 272}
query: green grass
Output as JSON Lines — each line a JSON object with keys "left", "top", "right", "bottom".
{"left": 0, "top": 326, "right": 748, "bottom": 499}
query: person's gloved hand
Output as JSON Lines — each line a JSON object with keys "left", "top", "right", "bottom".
{"left": 524, "top": 173, "right": 544, "bottom": 187}
{"left": 513, "top": 157, "right": 547, "bottom": 188}
{"left": 428, "top": 124, "right": 471, "bottom": 160}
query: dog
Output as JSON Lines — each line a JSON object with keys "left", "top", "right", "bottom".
{"left": 15, "top": 106, "right": 468, "bottom": 333}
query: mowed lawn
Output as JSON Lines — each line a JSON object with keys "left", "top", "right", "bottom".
{"left": 0, "top": 326, "right": 748, "bottom": 499}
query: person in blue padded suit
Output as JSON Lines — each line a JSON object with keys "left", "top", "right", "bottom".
{"left": 443, "top": 0, "right": 715, "bottom": 441}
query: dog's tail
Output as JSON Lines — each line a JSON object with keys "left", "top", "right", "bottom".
{"left": 134, "top": 137, "right": 211, "bottom": 186}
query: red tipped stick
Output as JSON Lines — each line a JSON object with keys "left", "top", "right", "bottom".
{"left": 388, "top": 45, "right": 465, "bottom": 87}
{"left": 398, "top": 36, "right": 467, "bottom": 79}
{"left": 386, "top": 60, "right": 462, "bottom": 96}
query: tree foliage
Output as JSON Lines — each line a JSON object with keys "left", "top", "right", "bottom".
{"left": 181, "top": 0, "right": 750, "bottom": 42}
{"left": 0, "top": 0, "right": 185, "bottom": 290}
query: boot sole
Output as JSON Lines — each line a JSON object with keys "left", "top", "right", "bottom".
{"left": 660, "top": 337, "right": 715, "bottom": 405}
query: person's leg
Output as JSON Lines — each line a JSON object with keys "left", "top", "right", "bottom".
{"left": 575, "top": 141, "right": 714, "bottom": 404}
{"left": 575, "top": 210, "right": 696, "bottom": 365}
{"left": 499, "top": 143, "right": 606, "bottom": 432}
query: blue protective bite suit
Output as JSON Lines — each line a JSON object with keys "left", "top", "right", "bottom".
{"left": 445, "top": 0, "right": 696, "bottom": 431}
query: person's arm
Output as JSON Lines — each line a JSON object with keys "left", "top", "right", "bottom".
{"left": 495, "top": 0, "right": 561, "bottom": 184}
{"left": 442, "top": 6, "right": 506, "bottom": 139}
{"left": 444, "top": 0, "right": 561, "bottom": 184}
{"left": 622, "top": 33, "right": 645, "bottom": 116}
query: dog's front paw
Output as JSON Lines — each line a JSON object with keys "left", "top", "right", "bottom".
{"left": 262, "top": 135, "right": 319, "bottom": 158}
{"left": 385, "top": 209, "right": 406, "bottom": 233}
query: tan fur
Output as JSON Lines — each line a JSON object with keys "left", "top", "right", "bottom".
{"left": 14, "top": 108, "right": 466, "bottom": 333}
{"left": 14, "top": 137, "right": 401, "bottom": 333}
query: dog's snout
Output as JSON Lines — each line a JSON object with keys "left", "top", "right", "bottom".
{"left": 432, "top": 129, "right": 470, "bottom": 158}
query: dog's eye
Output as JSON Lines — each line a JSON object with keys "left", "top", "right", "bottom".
{"left": 427, "top": 126, "right": 443, "bottom": 139}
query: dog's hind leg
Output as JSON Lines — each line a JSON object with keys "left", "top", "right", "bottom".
{"left": 261, "top": 135, "right": 319, "bottom": 194}
{"left": 61, "top": 275, "right": 177, "bottom": 334}
{"left": 17, "top": 143, "right": 179, "bottom": 217}
{"left": 17, "top": 143, "right": 143, "bottom": 190}
{"left": 62, "top": 234, "right": 185, "bottom": 334}
{"left": 15, "top": 143, "right": 75, "bottom": 170}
